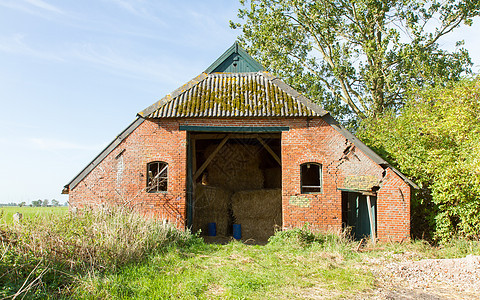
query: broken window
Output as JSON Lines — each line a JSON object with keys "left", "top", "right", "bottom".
{"left": 301, "top": 163, "right": 322, "bottom": 194}
{"left": 147, "top": 161, "right": 168, "bottom": 192}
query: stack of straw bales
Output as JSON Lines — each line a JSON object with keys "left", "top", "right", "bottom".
{"left": 205, "top": 143, "right": 264, "bottom": 192}
{"left": 231, "top": 189, "right": 282, "bottom": 241}
{"left": 193, "top": 184, "right": 232, "bottom": 236}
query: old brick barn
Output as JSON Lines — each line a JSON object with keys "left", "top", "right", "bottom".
{"left": 63, "top": 43, "right": 417, "bottom": 242}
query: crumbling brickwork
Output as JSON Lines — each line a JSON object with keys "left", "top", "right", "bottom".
{"left": 69, "top": 117, "right": 411, "bottom": 241}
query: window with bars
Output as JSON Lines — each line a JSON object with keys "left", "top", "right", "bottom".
{"left": 146, "top": 161, "right": 168, "bottom": 192}
{"left": 300, "top": 163, "right": 322, "bottom": 194}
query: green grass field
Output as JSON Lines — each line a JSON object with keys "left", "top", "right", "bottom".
{"left": 0, "top": 206, "right": 68, "bottom": 224}
{"left": 1, "top": 207, "right": 479, "bottom": 299}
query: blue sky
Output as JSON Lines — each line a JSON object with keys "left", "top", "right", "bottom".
{"left": 0, "top": 1, "right": 479, "bottom": 204}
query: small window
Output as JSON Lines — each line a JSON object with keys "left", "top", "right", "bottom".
{"left": 147, "top": 161, "right": 168, "bottom": 192}
{"left": 301, "top": 163, "right": 322, "bottom": 193}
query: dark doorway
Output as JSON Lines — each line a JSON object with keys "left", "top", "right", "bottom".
{"left": 342, "top": 191, "right": 376, "bottom": 240}
{"left": 187, "top": 132, "right": 282, "bottom": 242}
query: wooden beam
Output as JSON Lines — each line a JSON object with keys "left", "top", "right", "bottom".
{"left": 192, "top": 133, "right": 279, "bottom": 140}
{"left": 256, "top": 136, "right": 281, "bottom": 165}
{"left": 366, "top": 195, "right": 376, "bottom": 244}
{"left": 192, "top": 138, "right": 197, "bottom": 175}
{"left": 193, "top": 135, "right": 230, "bottom": 181}
{"left": 179, "top": 125, "right": 289, "bottom": 132}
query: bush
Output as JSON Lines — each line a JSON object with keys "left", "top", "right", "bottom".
{"left": 358, "top": 77, "right": 480, "bottom": 241}
{"left": 0, "top": 206, "right": 197, "bottom": 298}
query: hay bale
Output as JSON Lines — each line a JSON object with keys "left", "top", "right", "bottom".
{"left": 192, "top": 184, "right": 232, "bottom": 236}
{"left": 205, "top": 143, "right": 264, "bottom": 192}
{"left": 231, "top": 189, "right": 282, "bottom": 241}
{"left": 231, "top": 189, "right": 282, "bottom": 220}
{"left": 239, "top": 219, "right": 281, "bottom": 241}
{"left": 264, "top": 167, "right": 281, "bottom": 188}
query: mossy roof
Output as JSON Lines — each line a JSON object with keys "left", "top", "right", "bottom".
{"left": 138, "top": 72, "right": 327, "bottom": 118}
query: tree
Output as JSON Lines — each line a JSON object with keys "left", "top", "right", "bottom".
{"left": 31, "top": 200, "right": 42, "bottom": 207}
{"left": 42, "top": 199, "right": 49, "bottom": 207}
{"left": 232, "top": 0, "right": 479, "bottom": 124}
{"left": 51, "top": 199, "right": 59, "bottom": 207}
{"left": 358, "top": 77, "right": 480, "bottom": 241}
{"left": 19, "top": 202, "right": 26, "bottom": 207}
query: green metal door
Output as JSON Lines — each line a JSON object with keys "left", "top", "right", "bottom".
{"left": 346, "top": 193, "right": 376, "bottom": 240}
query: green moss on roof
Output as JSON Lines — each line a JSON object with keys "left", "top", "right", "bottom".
{"left": 168, "top": 74, "right": 318, "bottom": 118}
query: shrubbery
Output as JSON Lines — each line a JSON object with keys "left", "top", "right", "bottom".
{"left": 0, "top": 206, "right": 197, "bottom": 298}
{"left": 358, "top": 77, "right": 480, "bottom": 241}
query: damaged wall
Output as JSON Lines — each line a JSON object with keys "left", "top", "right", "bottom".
{"left": 69, "top": 116, "right": 411, "bottom": 241}
{"left": 281, "top": 117, "right": 409, "bottom": 241}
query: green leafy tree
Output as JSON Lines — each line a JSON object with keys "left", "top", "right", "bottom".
{"left": 42, "top": 199, "right": 49, "bottom": 207}
{"left": 19, "top": 202, "right": 26, "bottom": 207}
{"left": 31, "top": 200, "right": 42, "bottom": 207}
{"left": 232, "top": 0, "right": 478, "bottom": 124}
{"left": 51, "top": 199, "right": 59, "bottom": 207}
{"left": 358, "top": 77, "right": 480, "bottom": 241}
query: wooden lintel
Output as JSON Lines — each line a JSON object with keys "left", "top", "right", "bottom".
{"left": 366, "top": 195, "right": 376, "bottom": 244}
{"left": 193, "top": 135, "right": 230, "bottom": 181}
{"left": 192, "top": 134, "right": 227, "bottom": 140}
{"left": 256, "top": 136, "right": 281, "bottom": 165}
{"left": 192, "top": 133, "right": 279, "bottom": 140}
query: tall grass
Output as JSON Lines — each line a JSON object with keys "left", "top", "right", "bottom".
{"left": 74, "top": 228, "right": 374, "bottom": 300}
{"left": 0, "top": 206, "right": 197, "bottom": 298}
{"left": 2, "top": 209, "right": 478, "bottom": 299}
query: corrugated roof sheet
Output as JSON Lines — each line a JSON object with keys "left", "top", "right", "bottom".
{"left": 145, "top": 72, "right": 325, "bottom": 118}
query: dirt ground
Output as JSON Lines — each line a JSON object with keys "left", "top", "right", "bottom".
{"left": 364, "top": 253, "right": 480, "bottom": 299}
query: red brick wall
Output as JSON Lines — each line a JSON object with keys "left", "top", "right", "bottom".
{"left": 377, "top": 168, "right": 411, "bottom": 242}
{"left": 281, "top": 118, "right": 382, "bottom": 231}
{"left": 69, "top": 119, "right": 188, "bottom": 227}
{"left": 69, "top": 117, "right": 410, "bottom": 240}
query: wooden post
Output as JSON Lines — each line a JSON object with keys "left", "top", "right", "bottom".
{"left": 191, "top": 136, "right": 197, "bottom": 175}
{"left": 366, "top": 195, "right": 376, "bottom": 244}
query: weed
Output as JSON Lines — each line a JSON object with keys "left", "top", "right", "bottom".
{"left": 2, "top": 210, "right": 478, "bottom": 299}
{"left": 0, "top": 205, "right": 198, "bottom": 298}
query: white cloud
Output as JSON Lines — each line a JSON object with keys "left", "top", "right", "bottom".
{"left": 24, "top": 0, "right": 63, "bottom": 14}
{"left": 71, "top": 43, "right": 193, "bottom": 85}
{"left": 0, "top": 34, "right": 64, "bottom": 61}
{"left": 106, "top": 0, "right": 166, "bottom": 26}
{"left": 0, "top": 0, "right": 63, "bottom": 15}
{"left": 29, "top": 137, "right": 106, "bottom": 151}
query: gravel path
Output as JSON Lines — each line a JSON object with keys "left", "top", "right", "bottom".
{"left": 370, "top": 254, "right": 480, "bottom": 299}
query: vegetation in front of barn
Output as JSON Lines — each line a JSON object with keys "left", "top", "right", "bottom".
{"left": 1, "top": 208, "right": 372, "bottom": 299}
{"left": 2, "top": 207, "right": 479, "bottom": 299}
{"left": 73, "top": 227, "right": 374, "bottom": 300}
{"left": 0, "top": 207, "right": 195, "bottom": 299}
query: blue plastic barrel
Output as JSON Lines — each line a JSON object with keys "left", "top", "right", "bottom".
{"left": 233, "top": 224, "right": 241, "bottom": 240}
{"left": 207, "top": 222, "right": 216, "bottom": 236}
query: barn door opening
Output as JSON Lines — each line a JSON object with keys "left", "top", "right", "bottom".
{"left": 341, "top": 191, "right": 377, "bottom": 241}
{"left": 187, "top": 131, "right": 282, "bottom": 243}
